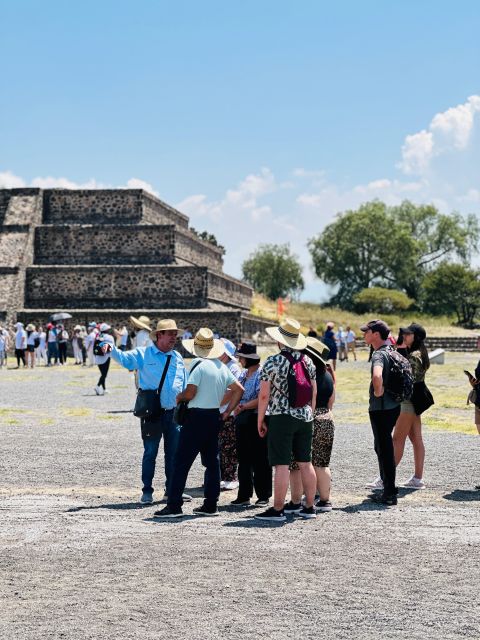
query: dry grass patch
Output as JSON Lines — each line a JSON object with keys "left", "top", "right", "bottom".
{"left": 251, "top": 293, "right": 478, "bottom": 337}
{"left": 62, "top": 407, "right": 92, "bottom": 418}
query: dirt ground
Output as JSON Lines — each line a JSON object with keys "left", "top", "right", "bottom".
{"left": 0, "top": 360, "right": 479, "bottom": 640}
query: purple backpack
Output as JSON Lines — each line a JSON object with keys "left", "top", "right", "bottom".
{"left": 282, "top": 352, "right": 313, "bottom": 408}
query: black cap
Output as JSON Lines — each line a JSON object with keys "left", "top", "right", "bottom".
{"left": 360, "top": 319, "right": 390, "bottom": 339}
{"left": 400, "top": 323, "right": 426, "bottom": 341}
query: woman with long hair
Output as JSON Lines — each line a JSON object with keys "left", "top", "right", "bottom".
{"left": 393, "top": 323, "right": 430, "bottom": 489}
{"left": 286, "top": 338, "right": 336, "bottom": 513}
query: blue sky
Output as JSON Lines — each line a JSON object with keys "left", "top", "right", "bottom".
{"left": 1, "top": 1, "right": 479, "bottom": 299}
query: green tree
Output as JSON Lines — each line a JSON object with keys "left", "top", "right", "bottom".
{"left": 308, "top": 200, "right": 478, "bottom": 308}
{"left": 422, "top": 263, "right": 480, "bottom": 327}
{"left": 242, "top": 243, "right": 304, "bottom": 300}
{"left": 353, "top": 287, "right": 414, "bottom": 314}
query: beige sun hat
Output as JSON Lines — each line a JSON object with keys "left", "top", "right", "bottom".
{"left": 265, "top": 317, "right": 307, "bottom": 350}
{"left": 129, "top": 315, "right": 152, "bottom": 332}
{"left": 25, "top": 323, "right": 35, "bottom": 331}
{"left": 305, "top": 337, "right": 330, "bottom": 365}
{"left": 149, "top": 319, "right": 184, "bottom": 341}
{"left": 182, "top": 327, "right": 225, "bottom": 359}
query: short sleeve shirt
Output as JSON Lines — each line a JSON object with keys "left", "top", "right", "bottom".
{"left": 260, "top": 349, "right": 316, "bottom": 422}
{"left": 369, "top": 346, "right": 399, "bottom": 411}
{"left": 188, "top": 358, "right": 237, "bottom": 409}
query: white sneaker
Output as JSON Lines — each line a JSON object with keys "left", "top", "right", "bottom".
{"left": 365, "top": 476, "right": 383, "bottom": 490}
{"left": 95, "top": 385, "right": 104, "bottom": 396}
{"left": 222, "top": 481, "right": 239, "bottom": 491}
{"left": 403, "top": 476, "right": 426, "bottom": 489}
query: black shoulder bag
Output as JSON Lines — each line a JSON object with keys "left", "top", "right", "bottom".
{"left": 173, "top": 360, "right": 201, "bottom": 425}
{"left": 133, "top": 355, "right": 172, "bottom": 419}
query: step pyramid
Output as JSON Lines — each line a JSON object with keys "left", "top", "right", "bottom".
{"left": 0, "top": 188, "right": 272, "bottom": 341}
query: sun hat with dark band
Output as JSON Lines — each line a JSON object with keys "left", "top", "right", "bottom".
{"left": 149, "top": 319, "right": 184, "bottom": 341}
{"left": 265, "top": 317, "right": 307, "bottom": 350}
{"left": 236, "top": 341, "right": 260, "bottom": 361}
{"left": 130, "top": 315, "right": 152, "bottom": 332}
{"left": 305, "top": 337, "right": 330, "bottom": 365}
{"left": 183, "top": 327, "right": 225, "bottom": 359}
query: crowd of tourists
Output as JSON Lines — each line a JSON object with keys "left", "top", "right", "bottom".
{"left": 2, "top": 313, "right": 478, "bottom": 516}
{"left": 92, "top": 313, "right": 457, "bottom": 520}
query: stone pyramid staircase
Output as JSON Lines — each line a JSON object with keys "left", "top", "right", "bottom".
{"left": 0, "top": 188, "right": 271, "bottom": 341}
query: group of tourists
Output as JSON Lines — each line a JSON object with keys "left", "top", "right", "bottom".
{"left": 308, "top": 322, "right": 357, "bottom": 370}
{"left": 3, "top": 311, "right": 478, "bottom": 515}
{"left": 92, "top": 311, "right": 444, "bottom": 521}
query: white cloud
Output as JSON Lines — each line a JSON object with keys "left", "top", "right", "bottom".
{"left": 123, "top": 178, "right": 159, "bottom": 196}
{"left": 31, "top": 176, "right": 108, "bottom": 189}
{"left": 0, "top": 170, "right": 159, "bottom": 196}
{"left": 0, "top": 170, "right": 26, "bottom": 188}
{"left": 398, "top": 95, "right": 480, "bottom": 174}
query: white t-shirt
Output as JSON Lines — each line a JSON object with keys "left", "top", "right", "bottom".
{"left": 15, "top": 329, "right": 27, "bottom": 349}
{"left": 135, "top": 329, "right": 152, "bottom": 348}
{"left": 27, "top": 331, "right": 39, "bottom": 346}
{"left": 0, "top": 329, "right": 8, "bottom": 351}
{"left": 120, "top": 327, "right": 129, "bottom": 347}
{"left": 47, "top": 328, "right": 59, "bottom": 343}
{"left": 38, "top": 331, "right": 46, "bottom": 349}
{"left": 346, "top": 330, "right": 356, "bottom": 344}
{"left": 188, "top": 359, "right": 237, "bottom": 409}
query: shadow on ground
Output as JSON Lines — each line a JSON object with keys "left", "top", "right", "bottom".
{"left": 443, "top": 489, "right": 480, "bottom": 502}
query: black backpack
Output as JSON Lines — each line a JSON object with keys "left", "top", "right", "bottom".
{"left": 383, "top": 349, "right": 414, "bottom": 403}
{"left": 93, "top": 334, "right": 105, "bottom": 356}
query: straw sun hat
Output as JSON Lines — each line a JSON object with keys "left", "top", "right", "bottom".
{"left": 305, "top": 337, "right": 330, "bottom": 365}
{"left": 182, "top": 327, "right": 225, "bottom": 359}
{"left": 129, "top": 315, "right": 152, "bottom": 332}
{"left": 149, "top": 319, "right": 184, "bottom": 341}
{"left": 265, "top": 317, "right": 307, "bottom": 350}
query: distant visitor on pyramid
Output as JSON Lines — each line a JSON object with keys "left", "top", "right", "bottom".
{"left": 0, "top": 188, "right": 271, "bottom": 342}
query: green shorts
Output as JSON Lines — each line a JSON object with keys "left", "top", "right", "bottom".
{"left": 267, "top": 414, "right": 313, "bottom": 466}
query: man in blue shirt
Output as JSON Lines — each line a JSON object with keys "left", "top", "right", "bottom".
{"left": 109, "top": 319, "right": 187, "bottom": 504}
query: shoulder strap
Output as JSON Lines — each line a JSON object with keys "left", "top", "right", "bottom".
{"left": 157, "top": 355, "right": 172, "bottom": 395}
{"left": 188, "top": 360, "right": 201, "bottom": 377}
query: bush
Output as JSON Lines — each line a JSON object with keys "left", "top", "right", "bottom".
{"left": 353, "top": 287, "right": 414, "bottom": 314}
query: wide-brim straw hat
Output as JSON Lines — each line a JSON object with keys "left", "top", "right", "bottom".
{"left": 183, "top": 327, "right": 225, "bottom": 359}
{"left": 130, "top": 315, "right": 152, "bottom": 332}
{"left": 26, "top": 323, "right": 35, "bottom": 331}
{"left": 149, "top": 319, "right": 184, "bottom": 341}
{"left": 305, "top": 337, "right": 330, "bottom": 365}
{"left": 265, "top": 317, "right": 307, "bottom": 350}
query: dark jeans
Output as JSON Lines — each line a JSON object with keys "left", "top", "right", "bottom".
{"left": 236, "top": 413, "right": 272, "bottom": 501}
{"left": 141, "top": 410, "right": 180, "bottom": 495}
{"left": 15, "top": 348, "right": 26, "bottom": 367}
{"left": 58, "top": 342, "right": 68, "bottom": 364}
{"left": 369, "top": 406, "right": 401, "bottom": 496}
{"left": 47, "top": 342, "right": 59, "bottom": 365}
{"left": 97, "top": 359, "right": 111, "bottom": 389}
{"left": 168, "top": 408, "right": 222, "bottom": 509}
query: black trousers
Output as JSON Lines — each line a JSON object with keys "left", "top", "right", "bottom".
{"left": 58, "top": 342, "right": 68, "bottom": 364}
{"left": 236, "top": 413, "right": 272, "bottom": 501}
{"left": 15, "top": 348, "right": 26, "bottom": 366}
{"left": 97, "top": 359, "right": 111, "bottom": 389}
{"left": 369, "top": 406, "right": 401, "bottom": 496}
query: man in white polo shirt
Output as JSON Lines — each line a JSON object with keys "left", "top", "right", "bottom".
{"left": 154, "top": 328, "right": 244, "bottom": 518}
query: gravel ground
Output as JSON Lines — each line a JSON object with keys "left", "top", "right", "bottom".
{"left": 0, "top": 361, "right": 479, "bottom": 640}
